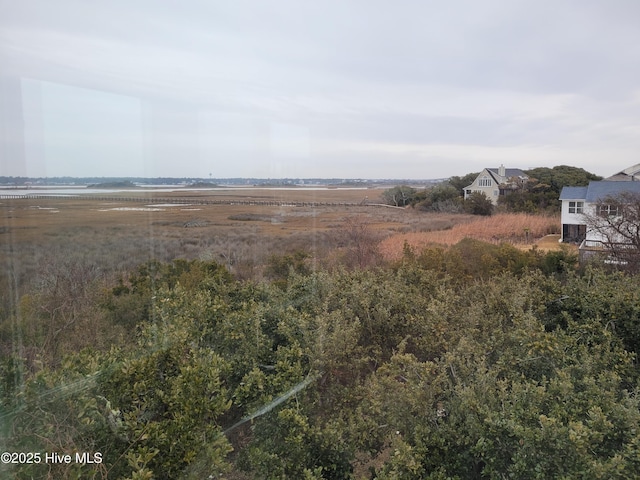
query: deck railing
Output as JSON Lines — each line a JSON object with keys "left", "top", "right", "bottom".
{"left": 579, "top": 239, "right": 638, "bottom": 265}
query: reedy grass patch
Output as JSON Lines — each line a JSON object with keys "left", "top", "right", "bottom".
{"left": 379, "top": 213, "right": 560, "bottom": 260}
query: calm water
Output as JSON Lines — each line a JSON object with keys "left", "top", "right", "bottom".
{"left": 0, "top": 186, "right": 371, "bottom": 197}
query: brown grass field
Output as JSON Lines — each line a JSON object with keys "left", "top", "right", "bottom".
{"left": 0, "top": 188, "right": 463, "bottom": 244}
{"left": 379, "top": 213, "right": 563, "bottom": 261}
{"left": 0, "top": 188, "right": 564, "bottom": 283}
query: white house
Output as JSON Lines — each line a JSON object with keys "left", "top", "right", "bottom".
{"left": 464, "top": 165, "right": 529, "bottom": 205}
{"left": 559, "top": 181, "right": 640, "bottom": 245}
{"left": 606, "top": 163, "right": 640, "bottom": 181}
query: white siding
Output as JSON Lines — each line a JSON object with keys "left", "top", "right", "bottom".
{"left": 560, "top": 199, "right": 586, "bottom": 226}
{"left": 464, "top": 169, "right": 499, "bottom": 204}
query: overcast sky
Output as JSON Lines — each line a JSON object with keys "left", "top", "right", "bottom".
{"left": 2, "top": 0, "right": 640, "bottom": 179}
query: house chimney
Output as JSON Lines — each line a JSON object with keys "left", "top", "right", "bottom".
{"left": 498, "top": 164, "right": 506, "bottom": 177}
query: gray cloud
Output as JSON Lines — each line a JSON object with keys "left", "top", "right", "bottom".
{"left": 2, "top": 0, "right": 640, "bottom": 178}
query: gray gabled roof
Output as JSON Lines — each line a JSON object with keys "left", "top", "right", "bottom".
{"left": 560, "top": 181, "right": 640, "bottom": 202}
{"left": 559, "top": 186, "right": 588, "bottom": 200}
{"left": 487, "top": 168, "right": 528, "bottom": 179}
{"left": 463, "top": 167, "right": 530, "bottom": 190}
{"left": 585, "top": 181, "right": 640, "bottom": 201}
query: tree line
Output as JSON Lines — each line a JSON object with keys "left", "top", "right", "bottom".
{"left": 382, "top": 165, "right": 602, "bottom": 215}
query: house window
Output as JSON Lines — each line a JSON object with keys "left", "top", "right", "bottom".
{"left": 598, "top": 204, "right": 619, "bottom": 216}
{"left": 568, "top": 201, "right": 583, "bottom": 214}
{"left": 478, "top": 177, "right": 491, "bottom": 187}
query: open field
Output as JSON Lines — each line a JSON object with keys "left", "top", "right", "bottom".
{"left": 1, "top": 188, "right": 565, "bottom": 286}
{"left": 0, "top": 187, "right": 468, "bottom": 242}
{"left": 0, "top": 188, "right": 476, "bottom": 286}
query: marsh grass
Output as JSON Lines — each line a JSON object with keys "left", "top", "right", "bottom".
{"left": 0, "top": 193, "right": 476, "bottom": 310}
{"left": 0, "top": 192, "right": 563, "bottom": 371}
{"left": 379, "top": 213, "right": 560, "bottom": 260}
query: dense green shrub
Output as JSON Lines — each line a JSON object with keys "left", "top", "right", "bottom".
{"left": 3, "top": 251, "right": 640, "bottom": 478}
{"left": 463, "top": 191, "right": 493, "bottom": 215}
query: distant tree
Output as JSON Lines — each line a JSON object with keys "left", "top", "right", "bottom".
{"left": 416, "top": 184, "right": 463, "bottom": 212}
{"left": 500, "top": 166, "right": 602, "bottom": 213}
{"left": 448, "top": 172, "right": 480, "bottom": 195}
{"left": 526, "top": 165, "right": 601, "bottom": 191}
{"left": 382, "top": 185, "right": 417, "bottom": 207}
{"left": 463, "top": 191, "right": 493, "bottom": 216}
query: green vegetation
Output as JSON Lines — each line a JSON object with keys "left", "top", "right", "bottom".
{"left": 381, "top": 185, "right": 418, "bottom": 207}
{"left": 87, "top": 180, "right": 138, "bottom": 189}
{"left": 462, "top": 191, "right": 493, "bottom": 216}
{"left": 3, "top": 231, "right": 640, "bottom": 478}
{"left": 382, "top": 166, "right": 601, "bottom": 215}
{"left": 383, "top": 182, "right": 488, "bottom": 215}
{"left": 499, "top": 165, "right": 602, "bottom": 213}
{"left": 448, "top": 172, "right": 480, "bottom": 194}
{"left": 412, "top": 183, "right": 463, "bottom": 212}
{"left": 185, "top": 181, "right": 219, "bottom": 188}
